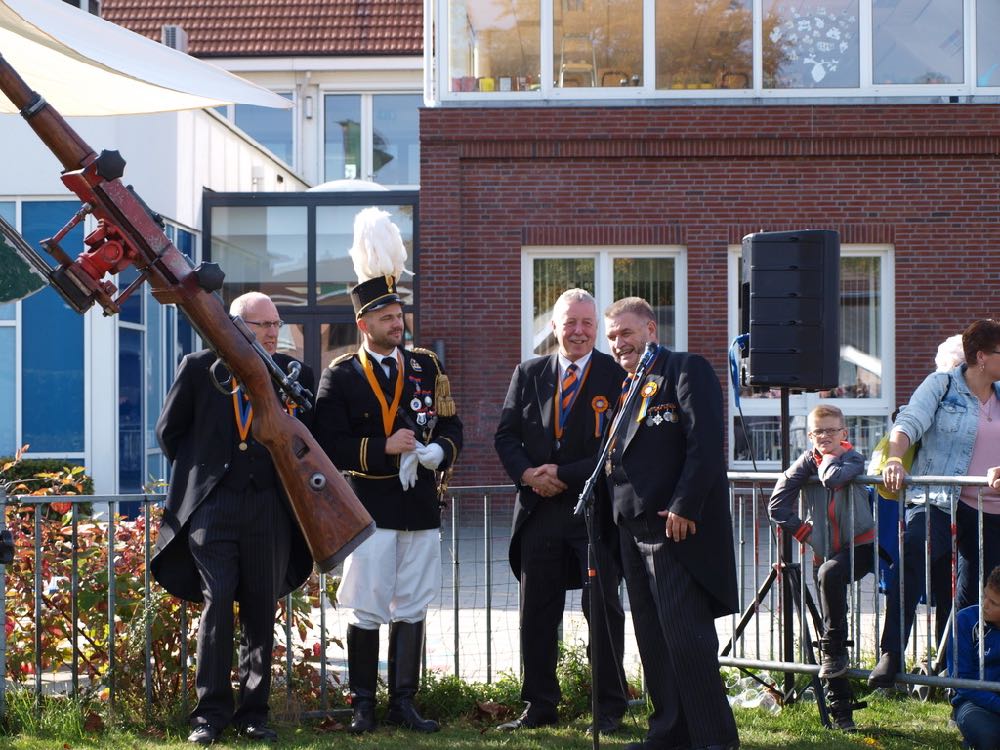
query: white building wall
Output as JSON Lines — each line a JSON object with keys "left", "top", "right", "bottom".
{"left": 0, "top": 108, "right": 306, "bottom": 493}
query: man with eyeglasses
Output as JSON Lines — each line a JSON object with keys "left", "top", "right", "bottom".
{"left": 152, "top": 291, "right": 315, "bottom": 745}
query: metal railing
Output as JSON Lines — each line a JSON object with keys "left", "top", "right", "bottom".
{"left": 3, "top": 473, "right": 1000, "bottom": 720}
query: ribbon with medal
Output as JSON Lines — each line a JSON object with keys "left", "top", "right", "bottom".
{"left": 358, "top": 348, "right": 405, "bottom": 436}
{"left": 591, "top": 395, "right": 609, "bottom": 437}
{"left": 636, "top": 380, "right": 659, "bottom": 423}
{"left": 231, "top": 378, "right": 300, "bottom": 450}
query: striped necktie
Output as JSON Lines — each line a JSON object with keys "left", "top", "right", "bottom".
{"left": 559, "top": 363, "right": 580, "bottom": 427}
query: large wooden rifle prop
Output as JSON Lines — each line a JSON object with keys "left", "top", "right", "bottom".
{"left": 0, "top": 53, "right": 374, "bottom": 572}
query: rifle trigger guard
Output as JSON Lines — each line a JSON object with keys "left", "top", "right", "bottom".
{"left": 209, "top": 357, "right": 239, "bottom": 397}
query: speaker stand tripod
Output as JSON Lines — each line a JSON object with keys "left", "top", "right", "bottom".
{"left": 721, "top": 556, "right": 833, "bottom": 727}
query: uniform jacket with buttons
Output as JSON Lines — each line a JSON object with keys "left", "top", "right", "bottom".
{"left": 312, "top": 347, "right": 463, "bottom": 531}
{"left": 151, "top": 349, "right": 315, "bottom": 603}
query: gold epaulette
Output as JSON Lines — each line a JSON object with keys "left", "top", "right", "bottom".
{"left": 412, "top": 347, "right": 456, "bottom": 417}
{"left": 328, "top": 352, "right": 354, "bottom": 369}
{"left": 412, "top": 347, "right": 442, "bottom": 374}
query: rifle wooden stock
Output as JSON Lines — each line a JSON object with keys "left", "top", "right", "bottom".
{"left": 0, "top": 53, "right": 374, "bottom": 573}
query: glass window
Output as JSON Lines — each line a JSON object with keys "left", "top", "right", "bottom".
{"left": 554, "top": 0, "right": 643, "bottom": 89}
{"left": 117, "top": 266, "right": 143, "bottom": 325}
{"left": 118, "top": 327, "right": 143, "bottom": 514}
{"left": 235, "top": 92, "right": 295, "bottom": 166}
{"left": 175, "top": 226, "right": 196, "bottom": 261}
{"left": 315, "top": 204, "right": 415, "bottom": 307}
{"left": 372, "top": 95, "right": 422, "bottom": 185}
{"left": 763, "top": 0, "right": 859, "bottom": 89}
{"left": 525, "top": 248, "right": 684, "bottom": 359}
{"left": 449, "top": 0, "right": 542, "bottom": 93}
{"left": 612, "top": 257, "right": 676, "bottom": 349}
{"left": 324, "top": 95, "right": 362, "bottom": 180}
{"left": 0, "top": 201, "right": 15, "bottom": 320}
{"left": 874, "top": 0, "right": 963, "bottom": 84}
{"left": 210, "top": 206, "right": 308, "bottom": 307}
{"left": 531, "top": 258, "right": 596, "bottom": 355}
{"left": 656, "top": 0, "right": 753, "bottom": 90}
{"left": 144, "top": 287, "right": 163, "bottom": 483}
{"left": 21, "top": 201, "right": 84, "bottom": 453}
{"left": 729, "top": 246, "right": 891, "bottom": 466}
{"left": 978, "top": 1, "right": 1000, "bottom": 86}
{"left": 0, "top": 328, "right": 14, "bottom": 456}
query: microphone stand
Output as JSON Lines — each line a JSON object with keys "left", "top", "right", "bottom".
{"left": 574, "top": 342, "right": 659, "bottom": 749}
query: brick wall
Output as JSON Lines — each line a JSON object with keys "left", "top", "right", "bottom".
{"left": 418, "top": 103, "right": 1000, "bottom": 488}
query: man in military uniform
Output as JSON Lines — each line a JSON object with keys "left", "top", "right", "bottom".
{"left": 312, "top": 208, "right": 462, "bottom": 734}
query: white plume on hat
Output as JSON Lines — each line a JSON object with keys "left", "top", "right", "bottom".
{"left": 348, "top": 207, "right": 411, "bottom": 282}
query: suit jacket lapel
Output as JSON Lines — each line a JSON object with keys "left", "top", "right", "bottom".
{"left": 534, "top": 355, "right": 558, "bottom": 439}
{"left": 622, "top": 372, "right": 665, "bottom": 453}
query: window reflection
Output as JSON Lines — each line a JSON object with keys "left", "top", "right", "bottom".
{"left": 212, "top": 206, "right": 308, "bottom": 307}
{"left": 450, "top": 0, "right": 542, "bottom": 93}
{"left": 372, "top": 95, "right": 421, "bottom": 185}
{"left": 324, "top": 95, "right": 362, "bottom": 180}
{"left": 532, "top": 258, "right": 595, "bottom": 355}
{"left": 315, "top": 205, "right": 415, "bottom": 307}
{"left": 764, "top": 0, "right": 859, "bottom": 89}
{"left": 235, "top": 92, "right": 294, "bottom": 167}
{"left": 656, "top": 0, "right": 752, "bottom": 90}
{"left": 612, "top": 257, "right": 675, "bottom": 347}
{"left": 554, "top": 0, "right": 642, "bottom": 88}
{"left": 977, "top": 1, "right": 1000, "bottom": 86}
{"left": 736, "top": 253, "right": 882, "bottom": 401}
{"left": 874, "top": 0, "right": 963, "bottom": 85}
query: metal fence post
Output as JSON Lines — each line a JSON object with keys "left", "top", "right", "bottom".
{"left": 0, "top": 487, "right": 7, "bottom": 720}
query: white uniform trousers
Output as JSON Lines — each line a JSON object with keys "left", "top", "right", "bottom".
{"left": 338, "top": 527, "right": 441, "bottom": 628}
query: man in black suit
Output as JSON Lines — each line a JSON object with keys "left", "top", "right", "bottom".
{"left": 152, "top": 292, "right": 314, "bottom": 745}
{"left": 603, "top": 296, "right": 739, "bottom": 750}
{"left": 494, "top": 288, "right": 628, "bottom": 734}
{"left": 312, "top": 272, "right": 462, "bottom": 735}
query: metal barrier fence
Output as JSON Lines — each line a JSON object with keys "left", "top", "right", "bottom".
{"left": 2, "top": 474, "right": 999, "bottom": 720}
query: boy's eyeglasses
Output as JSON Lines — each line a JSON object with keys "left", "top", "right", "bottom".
{"left": 808, "top": 428, "right": 844, "bottom": 437}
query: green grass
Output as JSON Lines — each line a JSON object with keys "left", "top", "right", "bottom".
{"left": 0, "top": 691, "right": 958, "bottom": 749}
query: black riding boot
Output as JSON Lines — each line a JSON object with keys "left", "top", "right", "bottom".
{"left": 385, "top": 620, "right": 439, "bottom": 733}
{"left": 347, "top": 625, "right": 380, "bottom": 734}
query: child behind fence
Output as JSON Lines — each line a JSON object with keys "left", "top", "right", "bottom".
{"left": 768, "top": 403, "right": 876, "bottom": 732}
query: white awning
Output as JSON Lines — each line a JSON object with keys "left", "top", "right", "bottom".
{"left": 0, "top": 0, "right": 292, "bottom": 116}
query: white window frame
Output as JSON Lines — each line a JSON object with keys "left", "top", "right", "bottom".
{"left": 726, "top": 242, "right": 895, "bottom": 468}
{"left": 521, "top": 245, "right": 687, "bottom": 361}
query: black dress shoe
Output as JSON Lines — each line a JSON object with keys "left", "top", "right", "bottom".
{"left": 585, "top": 715, "right": 623, "bottom": 735}
{"left": 241, "top": 724, "right": 278, "bottom": 742}
{"left": 497, "top": 709, "right": 559, "bottom": 731}
{"left": 622, "top": 741, "right": 686, "bottom": 750}
{"left": 187, "top": 724, "right": 220, "bottom": 745}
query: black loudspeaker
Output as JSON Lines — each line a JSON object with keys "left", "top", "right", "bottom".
{"left": 740, "top": 229, "right": 840, "bottom": 390}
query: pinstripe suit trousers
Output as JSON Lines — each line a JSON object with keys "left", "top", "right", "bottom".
{"left": 618, "top": 515, "right": 738, "bottom": 749}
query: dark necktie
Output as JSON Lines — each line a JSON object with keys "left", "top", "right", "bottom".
{"left": 381, "top": 355, "right": 398, "bottom": 397}
{"left": 559, "top": 363, "right": 580, "bottom": 427}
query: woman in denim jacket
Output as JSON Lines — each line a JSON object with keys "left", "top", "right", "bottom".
{"left": 869, "top": 319, "right": 1000, "bottom": 689}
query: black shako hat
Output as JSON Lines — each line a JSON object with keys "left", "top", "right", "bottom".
{"left": 351, "top": 275, "right": 401, "bottom": 318}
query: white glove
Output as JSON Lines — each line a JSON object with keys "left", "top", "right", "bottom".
{"left": 415, "top": 442, "right": 445, "bottom": 471}
{"left": 399, "top": 450, "right": 419, "bottom": 490}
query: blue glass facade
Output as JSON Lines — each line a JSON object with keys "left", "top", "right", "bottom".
{"left": 20, "top": 201, "right": 84, "bottom": 453}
